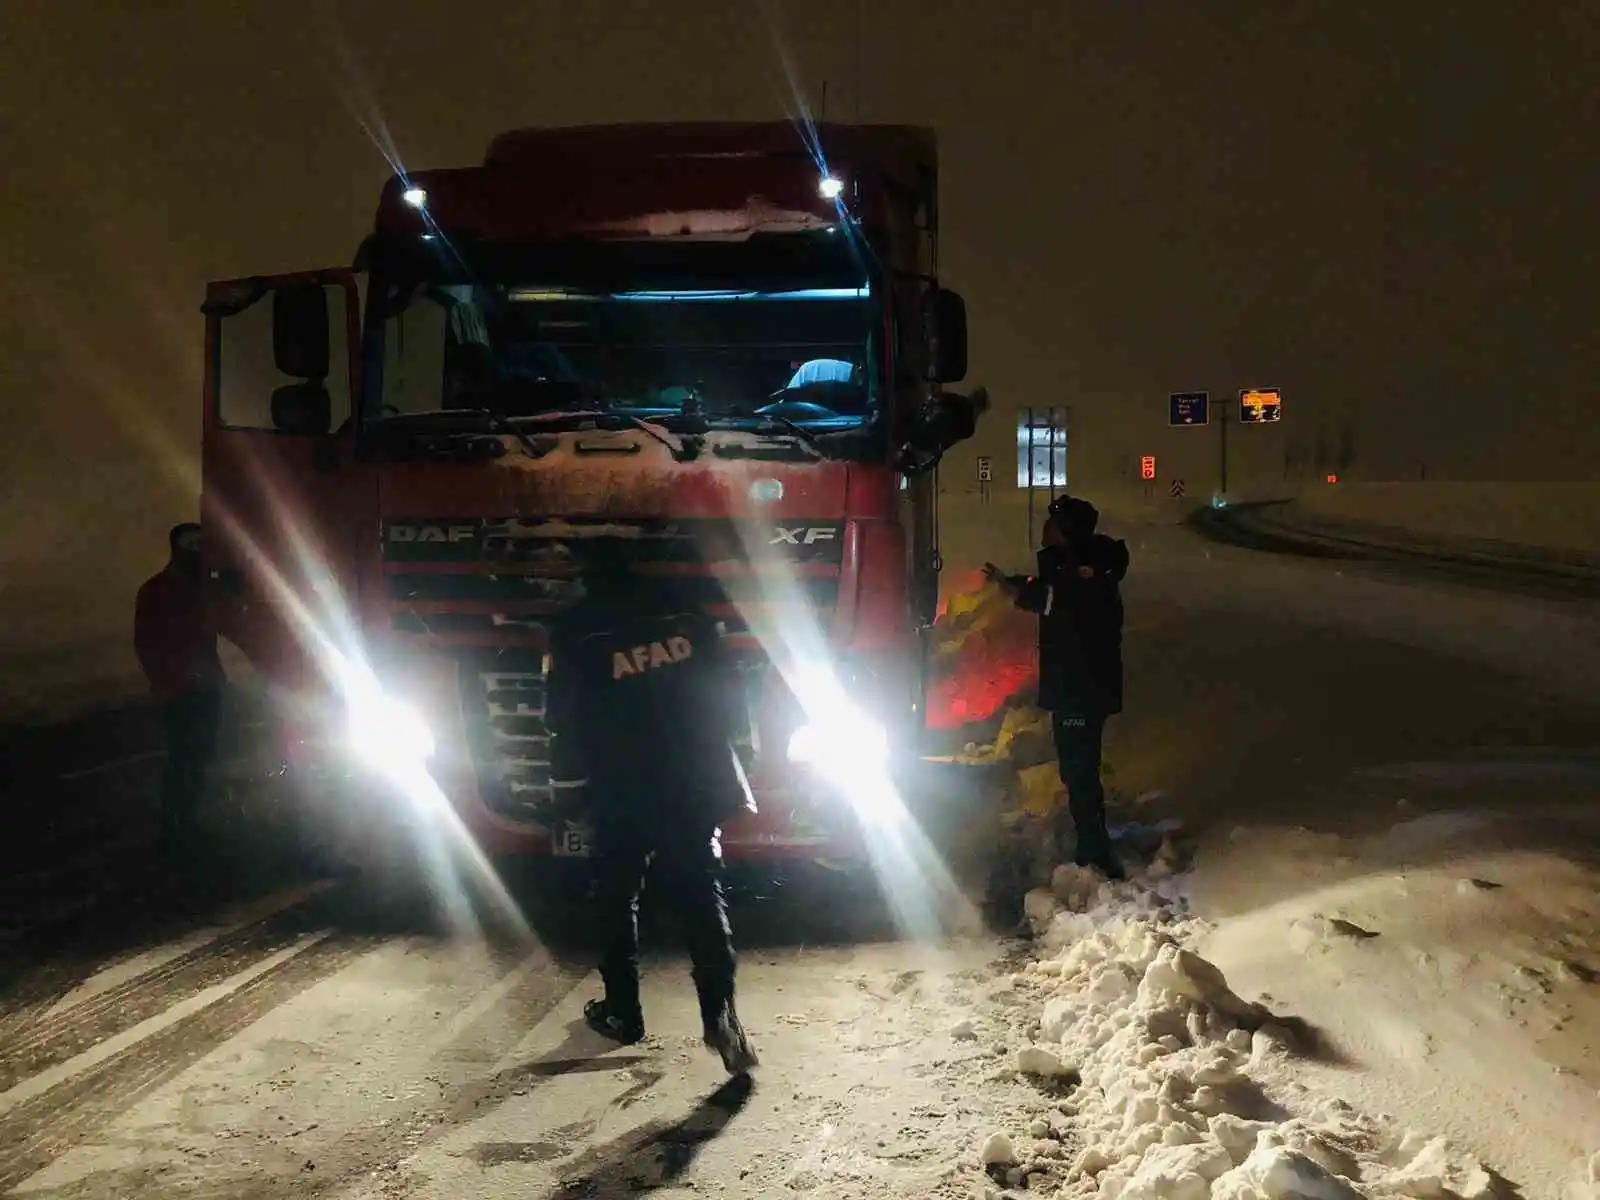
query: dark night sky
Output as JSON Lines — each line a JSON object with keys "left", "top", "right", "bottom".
{"left": 2, "top": 1, "right": 1595, "bottom": 698}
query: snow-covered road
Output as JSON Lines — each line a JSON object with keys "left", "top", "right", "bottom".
{"left": 1, "top": 515, "right": 1596, "bottom": 1198}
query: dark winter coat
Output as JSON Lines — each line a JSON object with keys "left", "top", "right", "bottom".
{"left": 545, "top": 583, "right": 755, "bottom": 833}
{"left": 134, "top": 564, "right": 224, "bottom": 703}
{"left": 1008, "top": 534, "right": 1130, "bottom": 717}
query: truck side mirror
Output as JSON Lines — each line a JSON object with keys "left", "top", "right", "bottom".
{"left": 896, "top": 385, "right": 990, "bottom": 475}
{"left": 942, "top": 385, "right": 987, "bottom": 443}
{"left": 271, "top": 382, "right": 333, "bottom": 437}
{"left": 273, "top": 283, "right": 330, "bottom": 380}
{"left": 924, "top": 287, "right": 968, "bottom": 384}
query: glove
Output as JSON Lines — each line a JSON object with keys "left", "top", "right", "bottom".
{"left": 983, "top": 562, "right": 1020, "bottom": 595}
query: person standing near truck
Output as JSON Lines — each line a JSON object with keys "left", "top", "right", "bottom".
{"left": 546, "top": 542, "right": 759, "bottom": 1075}
{"left": 984, "top": 495, "right": 1130, "bottom": 879}
{"left": 134, "top": 522, "right": 225, "bottom": 861}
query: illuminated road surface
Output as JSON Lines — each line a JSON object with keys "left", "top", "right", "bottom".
{"left": 1, "top": 515, "right": 1596, "bottom": 1198}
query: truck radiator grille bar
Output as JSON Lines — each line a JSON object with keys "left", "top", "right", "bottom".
{"left": 453, "top": 649, "right": 563, "bottom": 826}
{"left": 451, "top": 645, "right": 775, "bottom": 828}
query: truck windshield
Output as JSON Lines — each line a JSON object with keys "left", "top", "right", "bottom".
{"left": 370, "top": 280, "right": 879, "bottom": 430}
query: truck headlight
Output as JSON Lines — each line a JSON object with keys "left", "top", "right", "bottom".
{"left": 786, "top": 715, "right": 889, "bottom": 774}
{"left": 347, "top": 692, "right": 436, "bottom": 769}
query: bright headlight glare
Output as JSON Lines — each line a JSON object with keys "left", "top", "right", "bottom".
{"left": 401, "top": 186, "right": 428, "bottom": 208}
{"left": 786, "top": 716, "right": 888, "bottom": 773}
{"left": 347, "top": 693, "right": 436, "bottom": 768}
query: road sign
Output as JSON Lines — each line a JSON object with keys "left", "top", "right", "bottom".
{"left": 1238, "top": 387, "right": 1283, "bottom": 424}
{"left": 1170, "top": 392, "right": 1209, "bottom": 426}
{"left": 977, "top": 455, "right": 993, "bottom": 483}
{"left": 1140, "top": 455, "right": 1156, "bottom": 481}
{"left": 1170, "top": 478, "right": 1186, "bottom": 498}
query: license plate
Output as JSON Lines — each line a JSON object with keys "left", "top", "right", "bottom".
{"left": 553, "top": 824, "right": 592, "bottom": 857}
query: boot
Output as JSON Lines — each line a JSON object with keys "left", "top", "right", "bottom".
{"left": 1074, "top": 826, "right": 1126, "bottom": 881}
{"left": 584, "top": 998, "right": 645, "bottom": 1045}
{"left": 704, "top": 1000, "right": 759, "bottom": 1075}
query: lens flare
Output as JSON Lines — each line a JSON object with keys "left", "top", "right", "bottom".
{"left": 346, "top": 690, "right": 436, "bottom": 769}
{"left": 204, "top": 450, "right": 529, "bottom": 944}
{"left": 720, "top": 517, "right": 981, "bottom": 941}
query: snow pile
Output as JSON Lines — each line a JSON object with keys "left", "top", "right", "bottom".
{"left": 1566, "top": 1153, "right": 1600, "bottom": 1200}
{"left": 978, "top": 863, "right": 1506, "bottom": 1199}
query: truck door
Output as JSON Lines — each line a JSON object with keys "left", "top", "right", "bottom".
{"left": 200, "top": 271, "right": 374, "bottom": 697}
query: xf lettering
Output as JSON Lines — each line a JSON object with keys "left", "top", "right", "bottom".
{"left": 769, "top": 526, "right": 836, "bottom": 546}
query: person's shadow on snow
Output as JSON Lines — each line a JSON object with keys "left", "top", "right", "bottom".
{"left": 547, "top": 1073, "right": 755, "bottom": 1196}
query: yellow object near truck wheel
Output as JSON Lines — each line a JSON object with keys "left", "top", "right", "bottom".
{"left": 1014, "top": 761, "right": 1064, "bottom": 818}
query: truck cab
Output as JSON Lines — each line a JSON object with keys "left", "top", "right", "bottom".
{"left": 200, "top": 122, "right": 985, "bottom": 866}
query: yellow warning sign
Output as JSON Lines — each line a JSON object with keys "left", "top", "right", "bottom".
{"left": 1238, "top": 388, "right": 1283, "bottom": 424}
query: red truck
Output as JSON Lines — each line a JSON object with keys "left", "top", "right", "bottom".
{"left": 200, "top": 121, "right": 985, "bottom": 871}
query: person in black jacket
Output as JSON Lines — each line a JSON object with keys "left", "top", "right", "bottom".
{"left": 546, "top": 540, "right": 758, "bottom": 1075}
{"left": 984, "top": 495, "right": 1130, "bottom": 879}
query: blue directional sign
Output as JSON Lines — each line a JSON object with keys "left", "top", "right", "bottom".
{"left": 1170, "top": 391, "right": 1209, "bottom": 427}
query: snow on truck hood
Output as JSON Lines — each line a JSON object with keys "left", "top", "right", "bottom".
{"left": 373, "top": 430, "right": 857, "bottom": 525}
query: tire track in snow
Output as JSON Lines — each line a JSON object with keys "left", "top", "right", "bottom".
{"left": 0, "top": 930, "right": 376, "bottom": 1193}
{"left": 280, "top": 946, "right": 595, "bottom": 1197}
{"left": 0, "top": 884, "right": 334, "bottom": 1092}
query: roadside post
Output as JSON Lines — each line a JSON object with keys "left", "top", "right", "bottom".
{"left": 1230, "top": 387, "right": 1283, "bottom": 499}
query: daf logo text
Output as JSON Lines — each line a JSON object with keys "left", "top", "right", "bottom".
{"left": 388, "top": 524, "right": 476, "bottom": 544}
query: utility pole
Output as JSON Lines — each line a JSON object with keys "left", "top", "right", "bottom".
{"left": 1025, "top": 407, "right": 1036, "bottom": 550}
{"left": 1216, "top": 395, "right": 1232, "bottom": 497}
{"left": 1046, "top": 406, "right": 1058, "bottom": 506}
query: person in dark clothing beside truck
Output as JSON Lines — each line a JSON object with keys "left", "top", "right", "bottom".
{"left": 546, "top": 543, "right": 759, "bottom": 1075}
{"left": 134, "top": 522, "right": 225, "bottom": 860}
{"left": 984, "top": 495, "right": 1130, "bottom": 879}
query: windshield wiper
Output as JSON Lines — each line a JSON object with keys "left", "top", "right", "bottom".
{"left": 507, "top": 407, "right": 608, "bottom": 426}
{"left": 506, "top": 408, "right": 693, "bottom": 459}
{"left": 442, "top": 408, "right": 545, "bottom": 458}
{"left": 753, "top": 415, "right": 828, "bottom": 459}
{"left": 617, "top": 414, "right": 685, "bottom": 457}
{"left": 375, "top": 408, "right": 543, "bottom": 458}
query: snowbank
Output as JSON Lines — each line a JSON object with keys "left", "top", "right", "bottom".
{"left": 972, "top": 858, "right": 1518, "bottom": 1200}
{"left": 1287, "top": 482, "right": 1600, "bottom": 560}
{"left": 1192, "top": 813, "right": 1600, "bottom": 1200}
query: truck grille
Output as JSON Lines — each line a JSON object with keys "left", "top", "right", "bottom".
{"left": 389, "top": 516, "right": 839, "bottom": 824}
{"left": 380, "top": 517, "right": 844, "bottom": 646}
{"left": 382, "top": 516, "right": 847, "bottom": 568}
{"left": 452, "top": 645, "right": 771, "bottom": 828}
{"left": 454, "top": 649, "right": 562, "bottom": 825}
